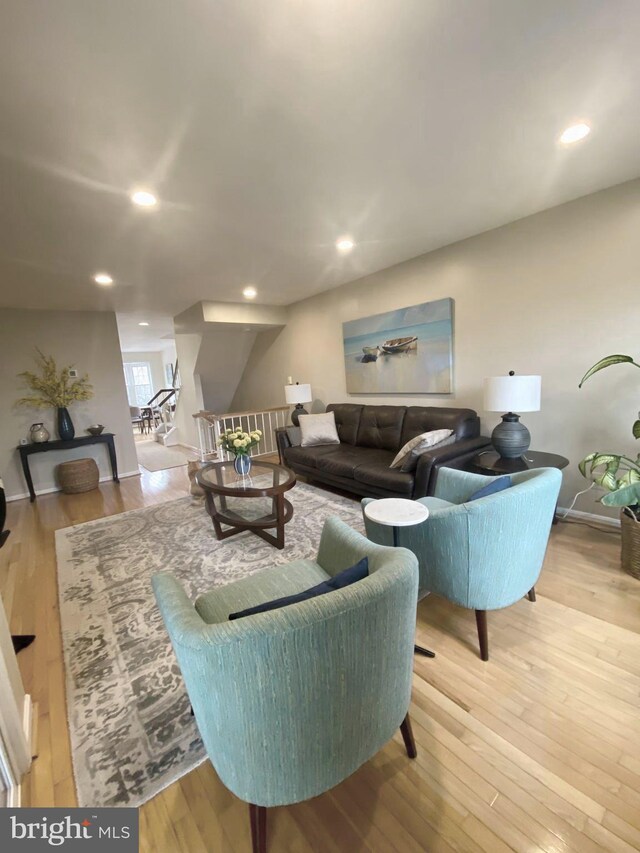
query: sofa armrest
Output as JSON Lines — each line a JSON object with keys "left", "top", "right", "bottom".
{"left": 413, "top": 436, "right": 492, "bottom": 497}
{"left": 275, "top": 427, "right": 291, "bottom": 465}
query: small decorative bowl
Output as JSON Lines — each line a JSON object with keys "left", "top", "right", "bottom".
{"left": 86, "top": 424, "right": 105, "bottom": 436}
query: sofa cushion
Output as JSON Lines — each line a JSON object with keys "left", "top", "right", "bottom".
{"left": 299, "top": 412, "right": 340, "bottom": 446}
{"left": 356, "top": 406, "right": 407, "bottom": 451}
{"left": 353, "top": 463, "right": 414, "bottom": 496}
{"left": 400, "top": 406, "right": 479, "bottom": 447}
{"left": 326, "top": 403, "right": 363, "bottom": 445}
{"left": 228, "top": 557, "right": 369, "bottom": 620}
{"left": 316, "top": 447, "right": 394, "bottom": 479}
{"left": 284, "top": 444, "right": 343, "bottom": 469}
{"left": 195, "top": 559, "right": 330, "bottom": 624}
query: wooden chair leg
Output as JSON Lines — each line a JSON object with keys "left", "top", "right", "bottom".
{"left": 400, "top": 713, "right": 417, "bottom": 759}
{"left": 475, "top": 610, "right": 489, "bottom": 661}
{"left": 527, "top": 586, "right": 536, "bottom": 602}
{"left": 249, "top": 804, "right": 267, "bottom": 853}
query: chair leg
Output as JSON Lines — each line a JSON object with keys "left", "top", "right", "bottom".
{"left": 475, "top": 610, "right": 489, "bottom": 661}
{"left": 249, "top": 804, "right": 267, "bottom": 853}
{"left": 400, "top": 713, "right": 417, "bottom": 759}
{"left": 527, "top": 586, "right": 536, "bottom": 602}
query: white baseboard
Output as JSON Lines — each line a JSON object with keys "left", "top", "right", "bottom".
{"left": 6, "top": 469, "right": 141, "bottom": 503}
{"left": 557, "top": 506, "right": 621, "bottom": 528}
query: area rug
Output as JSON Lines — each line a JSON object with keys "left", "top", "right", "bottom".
{"left": 55, "top": 483, "right": 363, "bottom": 808}
{"left": 135, "top": 439, "right": 198, "bottom": 472}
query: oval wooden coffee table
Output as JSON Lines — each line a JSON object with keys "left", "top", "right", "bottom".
{"left": 196, "top": 460, "right": 296, "bottom": 550}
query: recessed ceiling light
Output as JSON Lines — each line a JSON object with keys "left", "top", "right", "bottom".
{"left": 130, "top": 189, "right": 158, "bottom": 207}
{"left": 138, "top": 321, "right": 149, "bottom": 326}
{"left": 243, "top": 286, "right": 257, "bottom": 299}
{"left": 93, "top": 272, "right": 113, "bottom": 285}
{"left": 559, "top": 123, "right": 591, "bottom": 145}
{"left": 336, "top": 237, "right": 355, "bottom": 253}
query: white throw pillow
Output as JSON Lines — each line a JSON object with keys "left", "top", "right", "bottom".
{"left": 390, "top": 429, "right": 453, "bottom": 469}
{"left": 299, "top": 412, "right": 340, "bottom": 447}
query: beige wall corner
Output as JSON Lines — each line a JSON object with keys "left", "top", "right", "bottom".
{"left": 0, "top": 309, "right": 138, "bottom": 500}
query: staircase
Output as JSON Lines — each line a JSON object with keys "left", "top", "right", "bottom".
{"left": 150, "top": 362, "right": 182, "bottom": 445}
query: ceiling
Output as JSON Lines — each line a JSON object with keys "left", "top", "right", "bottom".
{"left": 116, "top": 313, "right": 176, "bottom": 353}
{"left": 1, "top": 0, "right": 640, "bottom": 329}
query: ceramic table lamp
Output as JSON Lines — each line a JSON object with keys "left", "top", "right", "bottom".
{"left": 483, "top": 372, "right": 541, "bottom": 458}
{"left": 284, "top": 383, "right": 312, "bottom": 426}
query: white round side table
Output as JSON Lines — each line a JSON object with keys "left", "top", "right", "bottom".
{"left": 363, "top": 498, "right": 435, "bottom": 658}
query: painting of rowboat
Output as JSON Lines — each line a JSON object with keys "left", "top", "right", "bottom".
{"left": 342, "top": 298, "right": 453, "bottom": 393}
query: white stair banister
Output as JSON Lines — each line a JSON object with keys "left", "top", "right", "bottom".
{"left": 193, "top": 406, "right": 289, "bottom": 462}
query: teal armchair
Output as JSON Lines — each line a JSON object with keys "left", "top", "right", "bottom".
{"left": 363, "top": 466, "right": 561, "bottom": 661}
{"left": 152, "top": 516, "right": 419, "bottom": 853}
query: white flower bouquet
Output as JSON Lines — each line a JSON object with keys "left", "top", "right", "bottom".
{"left": 217, "top": 427, "right": 262, "bottom": 457}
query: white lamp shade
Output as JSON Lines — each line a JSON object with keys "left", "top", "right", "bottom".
{"left": 284, "top": 383, "right": 312, "bottom": 405}
{"left": 483, "top": 375, "right": 541, "bottom": 413}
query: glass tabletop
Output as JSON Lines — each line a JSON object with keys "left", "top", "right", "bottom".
{"left": 196, "top": 460, "right": 296, "bottom": 495}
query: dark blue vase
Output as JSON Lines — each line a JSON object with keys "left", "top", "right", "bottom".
{"left": 57, "top": 407, "right": 75, "bottom": 441}
{"left": 234, "top": 454, "right": 251, "bottom": 476}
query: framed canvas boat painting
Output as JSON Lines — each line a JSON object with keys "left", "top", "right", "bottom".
{"left": 342, "top": 298, "right": 454, "bottom": 393}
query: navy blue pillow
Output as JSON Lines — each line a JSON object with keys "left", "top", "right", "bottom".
{"left": 467, "top": 475, "right": 512, "bottom": 502}
{"left": 229, "top": 557, "right": 369, "bottom": 620}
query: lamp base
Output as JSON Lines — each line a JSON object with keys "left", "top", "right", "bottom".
{"left": 491, "top": 413, "right": 530, "bottom": 459}
{"left": 291, "top": 405, "right": 308, "bottom": 426}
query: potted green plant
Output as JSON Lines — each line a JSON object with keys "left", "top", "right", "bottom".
{"left": 16, "top": 350, "right": 94, "bottom": 441}
{"left": 578, "top": 354, "right": 640, "bottom": 578}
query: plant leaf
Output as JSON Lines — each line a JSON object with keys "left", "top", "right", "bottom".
{"left": 578, "top": 354, "right": 640, "bottom": 387}
{"left": 593, "top": 469, "right": 619, "bottom": 491}
{"left": 634, "top": 419, "right": 640, "bottom": 440}
{"left": 589, "top": 454, "right": 620, "bottom": 473}
{"left": 618, "top": 469, "right": 640, "bottom": 487}
{"left": 578, "top": 452, "right": 596, "bottom": 478}
{"left": 601, "top": 482, "right": 640, "bottom": 508}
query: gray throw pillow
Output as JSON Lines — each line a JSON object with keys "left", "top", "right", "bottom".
{"left": 299, "top": 412, "right": 340, "bottom": 447}
{"left": 390, "top": 429, "right": 453, "bottom": 469}
{"left": 400, "top": 434, "right": 457, "bottom": 473}
{"left": 286, "top": 426, "right": 302, "bottom": 446}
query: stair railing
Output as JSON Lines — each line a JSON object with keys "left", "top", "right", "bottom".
{"left": 193, "top": 406, "right": 289, "bottom": 462}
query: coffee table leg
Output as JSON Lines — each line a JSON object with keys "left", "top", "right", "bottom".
{"left": 274, "top": 492, "right": 285, "bottom": 550}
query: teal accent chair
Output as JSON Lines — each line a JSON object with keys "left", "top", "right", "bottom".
{"left": 152, "top": 516, "right": 419, "bottom": 853}
{"left": 362, "top": 466, "right": 562, "bottom": 661}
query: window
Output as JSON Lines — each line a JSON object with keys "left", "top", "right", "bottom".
{"left": 123, "top": 362, "right": 153, "bottom": 406}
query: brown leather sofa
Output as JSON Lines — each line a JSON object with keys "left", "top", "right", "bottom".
{"left": 276, "top": 403, "right": 490, "bottom": 499}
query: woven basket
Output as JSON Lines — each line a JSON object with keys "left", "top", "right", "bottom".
{"left": 621, "top": 510, "right": 640, "bottom": 579}
{"left": 57, "top": 458, "right": 99, "bottom": 494}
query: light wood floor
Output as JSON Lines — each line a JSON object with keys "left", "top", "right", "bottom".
{"left": 2, "top": 467, "right": 640, "bottom": 852}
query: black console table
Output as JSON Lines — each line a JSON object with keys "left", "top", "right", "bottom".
{"left": 18, "top": 433, "right": 119, "bottom": 502}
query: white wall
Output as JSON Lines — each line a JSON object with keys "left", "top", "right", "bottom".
{"left": 161, "top": 342, "right": 178, "bottom": 386}
{"left": 172, "top": 333, "right": 204, "bottom": 449}
{"left": 232, "top": 179, "right": 640, "bottom": 520}
{"left": 0, "top": 309, "right": 139, "bottom": 500}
